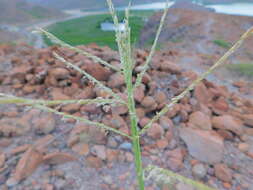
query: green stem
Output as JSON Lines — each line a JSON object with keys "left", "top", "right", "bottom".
{"left": 125, "top": 73, "right": 145, "bottom": 190}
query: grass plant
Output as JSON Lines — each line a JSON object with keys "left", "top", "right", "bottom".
{"left": 0, "top": 0, "right": 253, "bottom": 189}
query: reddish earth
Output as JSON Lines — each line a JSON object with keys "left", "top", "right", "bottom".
{"left": 140, "top": 8, "right": 253, "bottom": 93}
{"left": 0, "top": 42, "right": 252, "bottom": 190}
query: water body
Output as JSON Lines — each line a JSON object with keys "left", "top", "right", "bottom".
{"left": 117, "top": 2, "right": 174, "bottom": 10}
{"left": 101, "top": 22, "right": 126, "bottom": 31}
{"left": 206, "top": 3, "right": 253, "bottom": 17}
{"left": 116, "top": 1, "right": 253, "bottom": 17}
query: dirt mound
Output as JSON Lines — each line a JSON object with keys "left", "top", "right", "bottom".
{"left": 0, "top": 44, "right": 252, "bottom": 189}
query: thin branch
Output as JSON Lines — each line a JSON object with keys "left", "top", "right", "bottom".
{"left": 140, "top": 27, "right": 253, "bottom": 135}
{"left": 134, "top": 0, "right": 170, "bottom": 88}
{"left": 53, "top": 52, "right": 124, "bottom": 103}
{"left": 33, "top": 104, "right": 132, "bottom": 139}
{"left": 0, "top": 95, "right": 118, "bottom": 106}
{"left": 36, "top": 28, "right": 120, "bottom": 72}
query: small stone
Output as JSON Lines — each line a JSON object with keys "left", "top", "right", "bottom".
{"left": 86, "top": 156, "right": 103, "bottom": 169}
{"left": 83, "top": 62, "right": 112, "bottom": 81}
{"left": 238, "top": 143, "right": 249, "bottom": 153}
{"left": 192, "top": 163, "right": 207, "bottom": 179}
{"left": 154, "top": 91, "right": 167, "bottom": 104}
{"left": 194, "top": 82, "right": 210, "bottom": 104}
{"left": 34, "top": 114, "right": 56, "bottom": 135}
{"left": 134, "top": 85, "right": 145, "bottom": 103}
{"left": 0, "top": 154, "right": 5, "bottom": 168}
{"left": 156, "top": 139, "right": 168, "bottom": 149}
{"left": 214, "top": 163, "right": 232, "bottom": 182}
{"left": 125, "top": 152, "right": 134, "bottom": 162}
{"left": 241, "top": 114, "right": 253, "bottom": 127}
{"left": 43, "top": 152, "right": 77, "bottom": 165}
{"left": 189, "top": 111, "right": 212, "bottom": 130}
{"left": 141, "top": 96, "right": 157, "bottom": 108}
{"left": 72, "top": 143, "right": 89, "bottom": 156}
{"left": 119, "top": 142, "right": 132, "bottom": 151}
{"left": 12, "top": 147, "right": 44, "bottom": 183}
{"left": 147, "top": 123, "right": 164, "bottom": 139}
{"left": 212, "top": 115, "right": 244, "bottom": 136}
{"left": 108, "top": 72, "right": 125, "bottom": 88}
{"left": 91, "top": 145, "right": 106, "bottom": 160}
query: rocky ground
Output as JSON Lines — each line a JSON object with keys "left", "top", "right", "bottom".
{"left": 0, "top": 43, "right": 252, "bottom": 190}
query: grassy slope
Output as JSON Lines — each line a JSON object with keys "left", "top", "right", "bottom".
{"left": 45, "top": 11, "right": 154, "bottom": 50}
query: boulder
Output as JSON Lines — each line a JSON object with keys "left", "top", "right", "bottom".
{"left": 179, "top": 127, "right": 224, "bottom": 164}
{"left": 212, "top": 115, "right": 244, "bottom": 136}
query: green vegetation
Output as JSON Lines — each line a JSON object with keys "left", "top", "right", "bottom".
{"left": 227, "top": 63, "right": 253, "bottom": 77}
{"left": 213, "top": 39, "right": 232, "bottom": 49}
{"left": 45, "top": 10, "right": 154, "bottom": 50}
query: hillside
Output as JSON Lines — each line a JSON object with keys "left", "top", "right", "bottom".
{"left": 27, "top": 0, "right": 167, "bottom": 10}
{"left": 0, "top": 0, "right": 64, "bottom": 24}
{"left": 139, "top": 8, "right": 253, "bottom": 59}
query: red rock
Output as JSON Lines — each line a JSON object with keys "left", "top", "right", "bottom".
{"left": 86, "top": 155, "right": 103, "bottom": 169}
{"left": 154, "top": 91, "right": 167, "bottom": 105}
{"left": 43, "top": 152, "right": 77, "bottom": 165}
{"left": 189, "top": 111, "right": 212, "bottom": 130}
{"left": 91, "top": 145, "right": 106, "bottom": 160}
{"left": 147, "top": 123, "right": 164, "bottom": 139}
{"left": 212, "top": 97, "right": 229, "bottom": 112}
{"left": 238, "top": 143, "right": 249, "bottom": 153}
{"left": 50, "top": 67, "right": 69, "bottom": 78}
{"left": 179, "top": 127, "right": 224, "bottom": 164}
{"left": 106, "top": 149, "right": 119, "bottom": 162}
{"left": 108, "top": 72, "right": 125, "bottom": 88}
{"left": 10, "top": 144, "right": 31, "bottom": 155}
{"left": 0, "top": 153, "right": 5, "bottom": 168}
{"left": 160, "top": 61, "right": 182, "bottom": 74}
{"left": 156, "top": 138, "right": 169, "bottom": 149}
{"left": 241, "top": 114, "right": 253, "bottom": 127}
{"left": 136, "top": 108, "right": 145, "bottom": 119}
{"left": 212, "top": 115, "right": 244, "bottom": 136}
{"left": 233, "top": 81, "right": 246, "bottom": 88}
{"left": 72, "top": 143, "right": 89, "bottom": 156}
{"left": 141, "top": 96, "right": 157, "bottom": 112}
{"left": 134, "top": 85, "right": 145, "bottom": 103}
{"left": 159, "top": 116, "right": 174, "bottom": 130}
{"left": 139, "top": 117, "right": 150, "bottom": 128}
{"left": 61, "top": 103, "right": 80, "bottom": 113}
{"left": 194, "top": 82, "right": 210, "bottom": 104}
{"left": 166, "top": 148, "right": 185, "bottom": 171}
{"left": 50, "top": 88, "right": 71, "bottom": 100}
{"left": 214, "top": 164, "right": 232, "bottom": 182}
{"left": 108, "top": 114, "right": 127, "bottom": 129}
{"left": 34, "top": 114, "right": 56, "bottom": 135}
{"left": 12, "top": 147, "right": 44, "bottom": 182}
{"left": 217, "top": 129, "right": 234, "bottom": 140}
{"left": 34, "top": 135, "right": 54, "bottom": 150}
{"left": 83, "top": 62, "right": 112, "bottom": 81}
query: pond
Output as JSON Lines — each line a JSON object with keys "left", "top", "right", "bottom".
{"left": 100, "top": 22, "right": 126, "bottom": 31}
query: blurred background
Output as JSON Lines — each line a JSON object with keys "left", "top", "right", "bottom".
{"left": 0, "top": 0, "right": 253, "bottom": 80}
